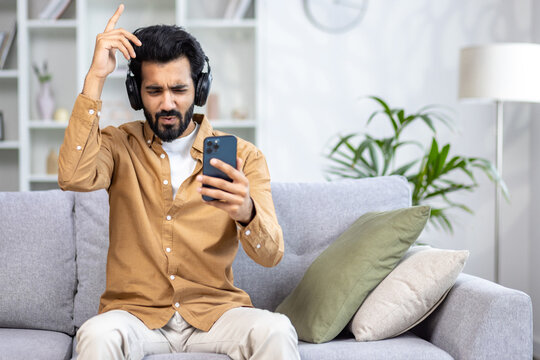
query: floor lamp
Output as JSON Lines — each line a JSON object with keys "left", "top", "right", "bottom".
{"left": 458, "top": 43, "right": 540, "bottom": 283}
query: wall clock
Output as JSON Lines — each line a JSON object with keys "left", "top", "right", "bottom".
{"left": 303, "top": 0, "right": 369, "bottom": 34}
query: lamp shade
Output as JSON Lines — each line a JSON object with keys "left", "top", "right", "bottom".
{"left": 458, "top": 43, "right": 540, "bottom": 103}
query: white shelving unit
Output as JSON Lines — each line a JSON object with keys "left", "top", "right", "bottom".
{"left": 0, "top": 0, "right": 262, "bottom": 191}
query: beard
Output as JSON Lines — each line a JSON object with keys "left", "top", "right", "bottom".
{"left": 144, "top": 103, "right": 195, "bottom": 143}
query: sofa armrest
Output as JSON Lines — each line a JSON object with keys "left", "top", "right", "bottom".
{"left": 413, "top": 273, "right": 532, "bottom": 360}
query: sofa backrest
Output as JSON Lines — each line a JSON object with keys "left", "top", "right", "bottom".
{"left": 0, "top": 190, "right": 77, "bottom": 336}
{"left": 232, "top": 176, "right": 411, "bottom": 311}
{"left": 71, "top": 176, "right": 411, "bottom": 328}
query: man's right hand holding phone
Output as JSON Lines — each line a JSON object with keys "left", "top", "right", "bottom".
{"left": 83, "top": 4, "right": 142, "bottom": 101}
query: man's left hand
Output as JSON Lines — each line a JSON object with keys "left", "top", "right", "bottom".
{"left": 197, "top": 157, "right": 254, "bottom": 224}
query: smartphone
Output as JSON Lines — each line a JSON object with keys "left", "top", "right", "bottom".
{"left": 202, "top": 135, "right": 237, "bottom": 201}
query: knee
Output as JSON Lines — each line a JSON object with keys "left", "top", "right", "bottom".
{"left": 251, "top": 313, "right": 298, "bottom": 345}
{"left": 76, "top": 314, "right": 125, "bottom": 354}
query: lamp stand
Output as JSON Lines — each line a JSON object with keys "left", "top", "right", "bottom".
{"left": 494, "top": 100, "right": 503, "bottom": 284}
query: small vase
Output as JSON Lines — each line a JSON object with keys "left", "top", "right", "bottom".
{"left": 37, "top": 82, "right": 55, "bottom": 120}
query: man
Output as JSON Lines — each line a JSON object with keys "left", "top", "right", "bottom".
{"left": 58, "top": 4, "right": 300, "bottom": 360}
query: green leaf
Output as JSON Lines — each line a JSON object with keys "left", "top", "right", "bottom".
{"left": 419, "top": 115, "right": 437, "bottom": 133}
{"left": 329, "top": 134, "right": 357, "bottom": 155}
{"left": 367, "top": 141, "right": 380, "bottom": 175}
{"left": 392, "top": 159, "right": 420, "bottom": 176}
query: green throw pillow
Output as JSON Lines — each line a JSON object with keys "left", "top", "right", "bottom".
{"left": 276, "top": 206, "right": 430, "bottom": 343}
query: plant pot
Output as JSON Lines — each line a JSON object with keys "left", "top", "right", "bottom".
{"left": 37, "top": 82, "right": 55, "bottom": 120}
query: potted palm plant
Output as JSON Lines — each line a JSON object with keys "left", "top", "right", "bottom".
{"left": 325, "top": 96, "right": 508, "bottom": 232}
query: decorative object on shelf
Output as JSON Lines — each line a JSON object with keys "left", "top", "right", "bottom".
{"left": 207, "top": 93, "right": 220, "bottom": 120}
{"left": 224, "top": 0, "right": 252, "bottom": 19}
{"left": 33, "top": 61, "right": 55, "bottom": 121}
{"left": 39, "top": 0, "right": 73, "bottom": 20}
{"left": 303, "top": 0, "right": 368, "bottom": 34}
{"left": 325, "top": 96, "right": 507, "bottom": 233}
{"left": 46, "top": 148, "right": 58, "bottom": 175}
{"left": 0, "top": 21, "right": 17, "bottom": 69}
{"left": 231, "top": 108, "right": 248, "bottom": 120}
{"left": 458, "top": 43, "right": 540, "bottom": 283}
{"left": 53, "top": 107, "right": 69, "bottom": 123}
{"left": 0, "top": 111, "right": 4, "bottom": 141}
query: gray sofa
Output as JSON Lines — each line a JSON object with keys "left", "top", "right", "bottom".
{"left": 0, "top": 176, "right": 533, "bottom": 359}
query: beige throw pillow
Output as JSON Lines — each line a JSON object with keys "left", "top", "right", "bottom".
{"left": 349, "top": 246, "right": 469, "bottom": 341}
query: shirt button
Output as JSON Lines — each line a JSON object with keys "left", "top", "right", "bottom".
{"left": 88, "top": 109, "right": 95, "bottom": 115}
{"left": 166, "top": 247, "right": 171, "bottom": 253}
{"left": 166, "top": 215, "right": 172, "bottom": 221}
{"left": 256, "top": 244, "right": 261, "bottom": 249}
{"left": 170, "top": 275, "right": 175, "bottom": 280}
{"left": 147, "top": 139, "right": 151, "bottom": 144}
{"left": 76, "top": 145, "right": 82, "bottom": 151}
{"left": 160, "top": 154, "right": 165, "bottom": 159}
{"left": 245, "top": 230, "right": 251, "bottom": 236}
{"left": 175, "top": 302, "right": 180, "bottom": 308}
{"left": 163, "top": 179, "right": 169, "bottom": 185}
{"left": 97, "top": 111, "right": 101, "bottom": 116}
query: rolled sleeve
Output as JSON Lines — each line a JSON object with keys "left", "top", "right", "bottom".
{"left": 236, "top": 149, "right": 284, "bottom": 267}
{"left": 58, "top": 93, "right": 113, "bottom": 192}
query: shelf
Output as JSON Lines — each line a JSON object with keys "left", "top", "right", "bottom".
{"left": 29, "top": 174, "right": 58, "bottom": 182}
{"left": 29, "top": 121, "right": 68, "bottom": 129}
{"left": 0, "top": 70, "right": 18, "bottom": 79}
{"left": 186, "top": 19, "right": 257, "bottom": 29}
{"left": 27, "top": 19, "right": 77, "bottom": 29}
{"left": 0, "top": 141, "right": 19, "bottom": 149}
{"left": 210, "top": 119, "right": 256, "bottom": 128}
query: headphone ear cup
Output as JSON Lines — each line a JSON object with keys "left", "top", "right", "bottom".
{"left": 125, "top": 74, "right": 143, "bottom": 110}
{"left": 195, "top": 70, "right": 212, "bottom": 107}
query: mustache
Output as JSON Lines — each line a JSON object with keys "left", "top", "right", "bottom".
{"left": 155, "top": 110, "right": 183, "bottom": 121}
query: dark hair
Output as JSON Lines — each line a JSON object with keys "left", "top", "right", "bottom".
{"left": 128, "top": 25, "right": 206, "bottom": 90}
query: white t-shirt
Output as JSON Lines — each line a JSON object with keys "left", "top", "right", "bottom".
{"left": 161, "top": 123, "right": 199, "bottom": 199}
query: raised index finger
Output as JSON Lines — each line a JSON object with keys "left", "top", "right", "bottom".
{"left": 104, "top": 4, "right": 124, "bottom": 32}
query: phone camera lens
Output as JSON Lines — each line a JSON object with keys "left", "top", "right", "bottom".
{"left": 207, "top": 141, "right": 213, "bottom": 146}
{"left": 206, "top": 148, "right": 212, "bottom": 154}
{"left": 213, "top": 144, "right": 219, "bottom": 150}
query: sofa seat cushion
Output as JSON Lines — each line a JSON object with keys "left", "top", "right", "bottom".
{"left": 0, "top": 328, "right": 72, "bottom": 360}
{"left": 298, "top": 332, "right": 453, "bottom": 360}
{"left": 144, "top": 354, "right": 229, "bottom": 359}
{"left": 140, "top": 333, "right": 452, "bottom": 360}
{"left": 0, "top": 190, "right": 76, "bottom": 335}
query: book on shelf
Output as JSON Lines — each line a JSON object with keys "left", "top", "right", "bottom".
{"left": 224, "top": 0, "right": 252, "bottom": 19}
{"left": 39, "top": 0, "right": 73, "bottom": 20}
{"left": 0, "top": 21, "right": 16, "bottom": 70}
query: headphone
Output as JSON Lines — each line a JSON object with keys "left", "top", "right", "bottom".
{"left": 125, "top": 56, "right": 213, "bottom": 111}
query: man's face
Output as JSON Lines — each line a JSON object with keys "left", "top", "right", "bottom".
{"left": 140, "top": 57, "right": 196, "bottom": 142}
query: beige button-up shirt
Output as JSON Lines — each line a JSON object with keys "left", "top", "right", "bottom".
{"left": 58, "top": 94, "right": 284, "bottom": 331}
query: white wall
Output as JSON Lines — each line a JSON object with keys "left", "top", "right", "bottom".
{"left": 259, "top": 0, "right": 536, "bottom": 351}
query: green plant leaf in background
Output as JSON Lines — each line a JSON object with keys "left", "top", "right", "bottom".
{"left": 325, "top": 96, "right": 508, "bottom": 233}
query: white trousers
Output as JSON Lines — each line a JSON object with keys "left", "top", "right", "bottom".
{"left": 75, "top": 307, "right": 300, "bottom": 360}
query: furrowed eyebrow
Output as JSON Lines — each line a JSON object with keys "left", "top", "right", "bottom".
{"left": 145, "top": 84, "right": 188, "bottom": 91}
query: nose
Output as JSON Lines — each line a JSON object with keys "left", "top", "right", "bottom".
{"left": 161, "top": 90, "right": 175, "bottom": 111}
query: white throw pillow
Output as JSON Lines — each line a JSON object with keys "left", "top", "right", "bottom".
{"left": 348, "top": 245, "right": 469, "bottom": 341}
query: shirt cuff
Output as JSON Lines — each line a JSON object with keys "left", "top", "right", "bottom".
{"left": 236, "top": 199, "right": 263, "bottom": 250}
